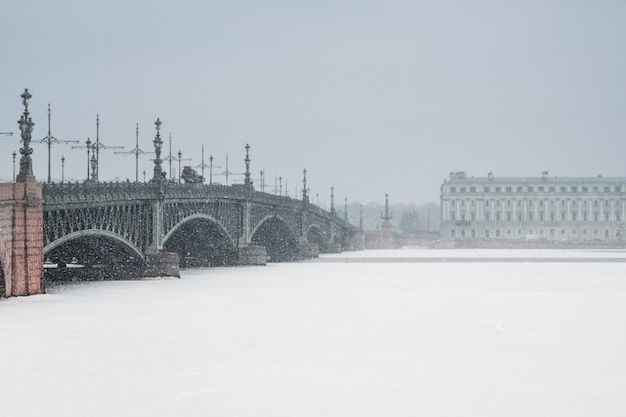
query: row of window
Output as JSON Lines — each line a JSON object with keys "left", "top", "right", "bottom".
{"left": 450, "top": 212, "right": 621, "bottom": 222}
{"left": 448, "top": 185, "right": 623, "bottom": 194}
{"left": 450, "top": 228, "right": 620, "bottom": 238}
{"left": 449, "top": 199, "right": 620, "bottom": 208}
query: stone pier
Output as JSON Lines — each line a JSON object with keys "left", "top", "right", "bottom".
{"left": 0, "top": 177, "right": 44, "bottom": 297}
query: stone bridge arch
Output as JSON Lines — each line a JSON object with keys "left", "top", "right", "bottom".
{"left": 305, "top": 224, "right": 328, "bottom": 253}
{"left": 251, "top": 215, "right": 300, "bottom": 262}
{"left": 163, "top": 214, "right": 239, "bottom": 266}
{"left": 45, "top": 229, "right": 145, "bottom": 265}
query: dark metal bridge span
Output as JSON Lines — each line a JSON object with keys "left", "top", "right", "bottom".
{"left": 42, "top": 181, "right": 354, "bottom": 278}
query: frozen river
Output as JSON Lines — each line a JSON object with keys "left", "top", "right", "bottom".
{"left": 2, "top": 248, "right": 626, "bottom": 417}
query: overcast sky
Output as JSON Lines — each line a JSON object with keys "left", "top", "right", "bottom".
{"left": 1, "top": 0, "right": 624, "bottom": 205}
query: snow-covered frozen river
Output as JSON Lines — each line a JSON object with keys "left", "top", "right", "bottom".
{"left": 2, "top": 248, "right": 626, "bottom": 417}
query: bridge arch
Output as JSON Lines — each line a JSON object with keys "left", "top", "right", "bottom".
{"left": 45, "top": 229, "right": 145, "bottom": 265}
{"left": 163, "top": 214, "right": 239, "bottom": 266}
{"left": 305, "top": 224, "right": 328, "bottom": 253}
{"left": 251, "top": 215, "right": 300, "bottom": 262}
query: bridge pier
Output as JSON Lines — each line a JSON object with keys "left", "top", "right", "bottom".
{"left": 0, "top": 177, "right": 44, "bottom": 297}
{"left": 142, "top": 251, "right": 180, "bottom": 277}
{"left": 237, "top": 244, "right": 267, "bottom": 266}
{"left": 299, "top": 241, "right": 319, "bottom": 258}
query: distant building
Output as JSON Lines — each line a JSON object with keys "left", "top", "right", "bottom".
{"left": 440, "top": 172, "right": 626, "bottom": 242}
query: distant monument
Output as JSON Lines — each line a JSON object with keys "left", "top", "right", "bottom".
{"left": 363, "top": 194, "right": 398, "bottom": 249}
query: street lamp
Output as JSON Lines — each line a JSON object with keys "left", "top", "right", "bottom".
{"left": 209, "top": 155, "right": 213, "bottom": 184}
{"left": 17, "top": 88, "right": 35, "bottom": 179}
{"left": 86, "top": 138, "right": 92, "bottom": 181}
{"left": 61, "top": 155, "right": 65, "bottom": 182}
{"left": 12, "top": 151, "right": 16, "bottom": 180}
{"left": 178, "top": 150, "right": 182, "bottom": 183}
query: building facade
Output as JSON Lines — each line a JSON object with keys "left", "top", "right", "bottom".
{"left": 440, "top": 172, "right": 626, "bottom": 242}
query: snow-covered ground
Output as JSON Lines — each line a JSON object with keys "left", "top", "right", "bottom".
{"left": 1, "top": 248, "right": 626, "bottom": 417}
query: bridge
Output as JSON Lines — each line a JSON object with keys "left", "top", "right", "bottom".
{"left": 41, "top": 180, "right": 353, "bottom": 279}
{"left": 0, "top": 89, "right": 355, "bottom": 297}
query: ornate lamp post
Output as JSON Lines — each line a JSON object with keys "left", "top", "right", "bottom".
{"left": 177, "top": 150, "right": 182, "bottom": 183}
{"left": 302, "top": 169, "right": 309, "bottom": 203}
{"left": 152, "top": 118, "right": 164, "bottom": 182}
{"left": 12, "top": 151, "right": 16, "bottom": 180}
{"left": 244, "top": 144, "right": 252, "bottom": 189}
{"left": 86, "top": 138, "right": 92, "bottom": 181}
{"left": 61, "top": 155, "right": 65, "bottom": 182}
{"left": 17, "top": 89, "right": 35, "bottom": 179}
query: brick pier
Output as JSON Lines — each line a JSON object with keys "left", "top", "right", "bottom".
{"left": 0, "top": 176, "right": 44, "bottom": 297}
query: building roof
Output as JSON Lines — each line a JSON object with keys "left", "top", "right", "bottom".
{"left": 445, "top": 172, "right": 626, "bottom": 185}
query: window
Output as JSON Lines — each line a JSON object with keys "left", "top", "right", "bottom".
{"left": 518, "top": 213, "right": 523, "bottom": 221}
{"left": 594, "top": 213, "right": 599, "bottom": 221}
{"left": 615, "top": 186, "right": 621, "bottom": 192}
{"left": 496, "top": 229, "right": 501, "bottom": 237}
{"left": 572, "top": 212, "right": 577, "bottom": 221}
{"left": 517, "top": 186, "right": 523, "bottom": 192}
{"left": 560, "top": 186, "right": 567, "bottom": 192}
{"left": 528, "top": 213, "right": 533, "bottom": 221}
{"left": 451, "top": 213, "right": 456, "bottom": 221}
{"left": 617, "top": 213, "right": 621, "bottom": 221}
{"left": 485, "top": 213, "right": 490, "bottom": 221}
{"left": 496, "top": 213, "right": 501, "bottom": 221}
{"left": 484, "top": 187, "right": 490, "bottom": 192}
{"left": 495, "top": 187, "right": 501, "bottom": 192}
{"left": 451, "top": 230, "right": 456, "bottom": 237}
{"left": 571, "top": 186, "right": 577, "bottom": 192}
{"left": 538, "top": 186, "right": 544, "bottom": 192}
{"left": 470, "top": 186, "right": 476, "bottom": 192}
{"left": 471, "top": 213, "right": 476, "bottom": 221}
{"left": 604, "top": 187, "right": 610, "bottom": 192}
{"left": 582, "top": 186, "right": 588, "bottom": 192}
{"left": 561, "top": 213, "right": 566, "bottom": 221}
{"left": 527, "top": 186, "right": 534, "bottom": 192}
{"left": 583, "top": 213, "right": 588, "bottom": 221}
{"left": 451, "top": 200, "right": 456, "bottom": 206}
{"left": 507, "top": 200, "right": 511, "bottom": 207}
{"left": 460, "top": 187, "right": 466, "bottom": 192}
{"left": 506, "top": 187, "right": 512, "bottom": 192}
{"left": 450, "top": 187, "right": 457, "bottom": 193}
{"left": 507, "top": 213, "right": 512, "bottom": 221}
{"left": 549, "top": 186, "right": 555, "bottom": 192}
{"left": 539, "top": 213, "right": 544, "bottom": 221}
{"left": 551, "top": 213, "right": 555, "bottom": 221}
{"left": 605, "top": 213, "right": 610, "bottom": 221}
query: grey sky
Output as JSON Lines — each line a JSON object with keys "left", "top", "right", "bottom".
{"left": 1, "top": 0, "right": 624, "bottom": 205}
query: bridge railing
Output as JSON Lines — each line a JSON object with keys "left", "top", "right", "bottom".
{"left": 42, "top": 181, "right": 354, "bottom": 229}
